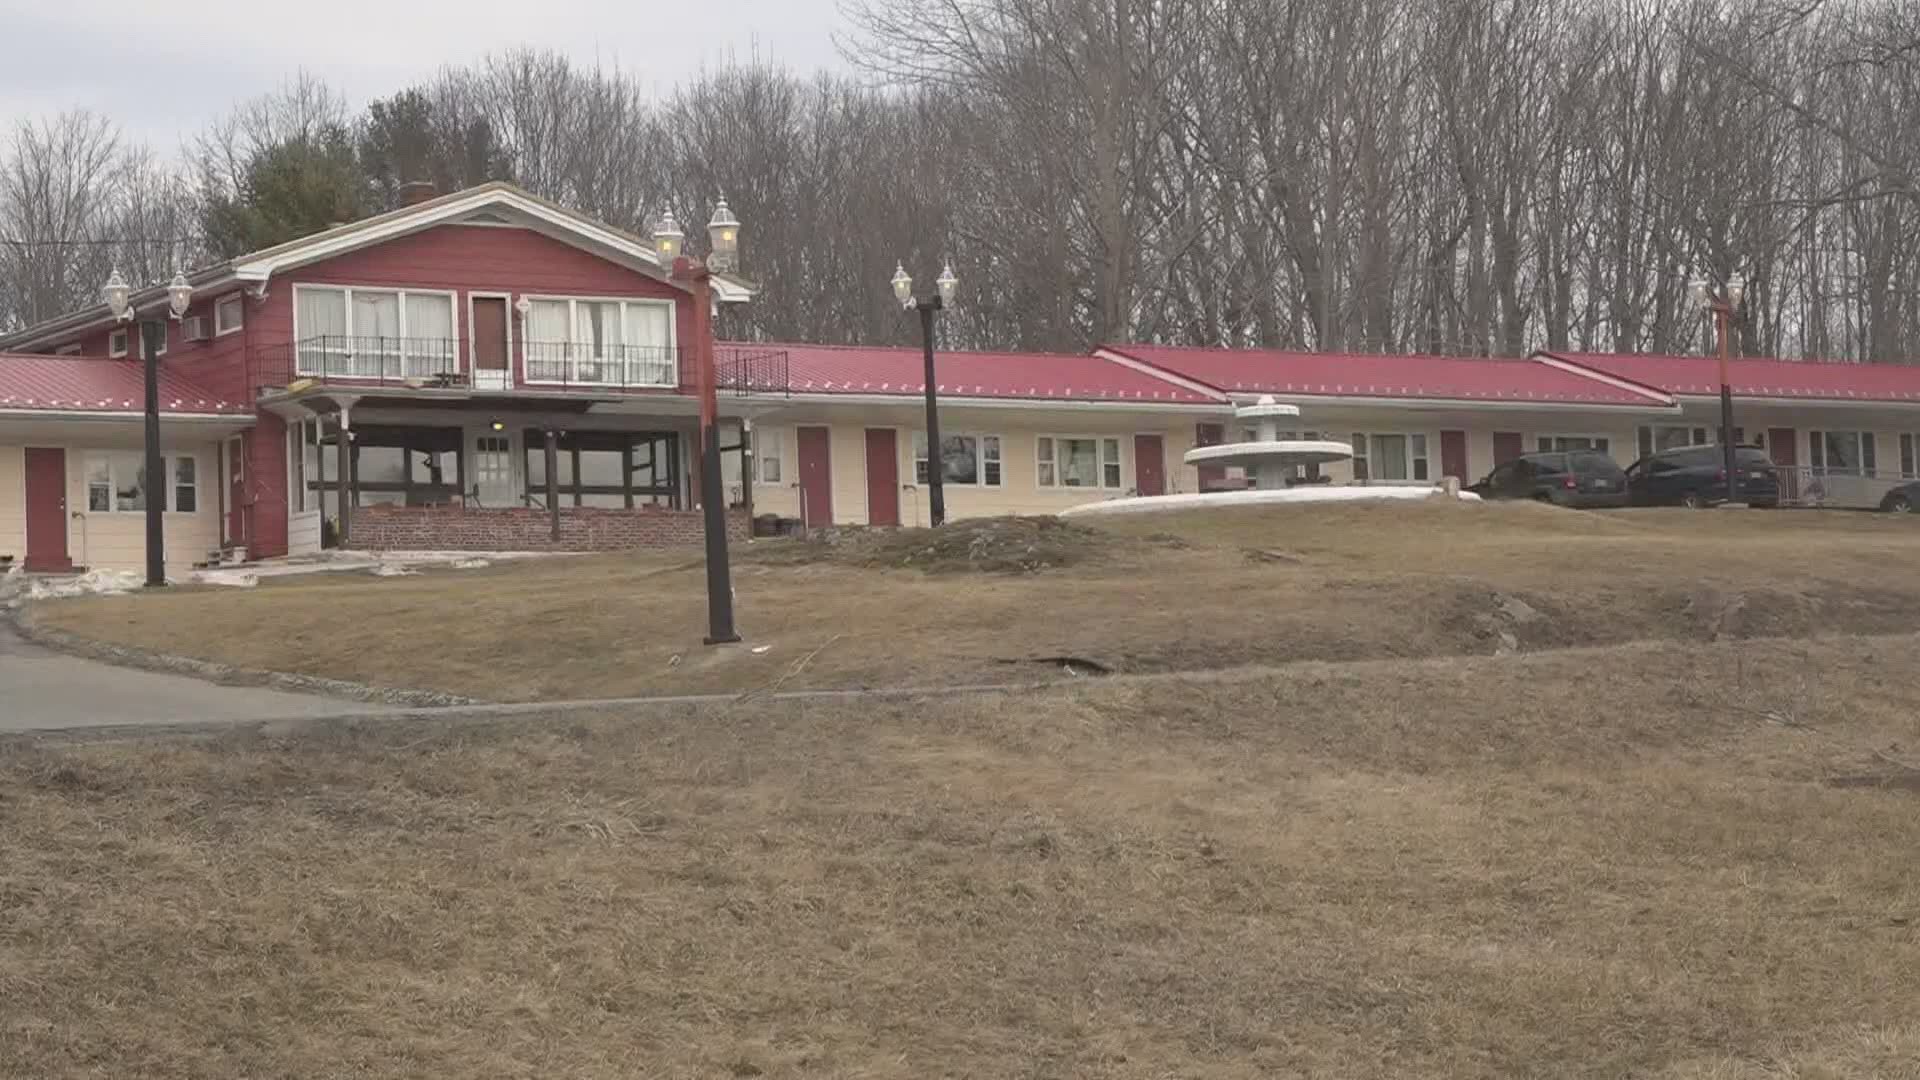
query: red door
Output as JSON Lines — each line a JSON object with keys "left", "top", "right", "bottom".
{"left": 797, "top": 426, "right": 833, "bottom": 527}
{"left": 1440, "top": 430, "right": 1469, "bottom": 481}
{"left": 1492, "top": 431, "right": 1524, "bottom": 466}
{"left": 1768, "top": 427, "right": 1799, "bottom": 503}
{"left": 1134, "top": 434, "right": 1167, "bottom": 495}
{"left": 23, "top": 447, "right": 72, "bottom": 572}
{"left": 472, "top": 297, "right": 508, "bottom": 384}
{"left": 865, "top": 428, "right": 900, "bottom": 526}
{"left": 1195, "top": 423, "right": 1227, "bottom": 490}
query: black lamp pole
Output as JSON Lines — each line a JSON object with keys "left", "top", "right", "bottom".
{"left": 140, "top": 319, "right": 167, "bottom": 587}
{"left": 915, "top": 295, "right": 947, "bottom": 528}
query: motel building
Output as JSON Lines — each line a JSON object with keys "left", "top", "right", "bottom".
{"left": 5, "top": 181, "right": 1920, "bottom": 576}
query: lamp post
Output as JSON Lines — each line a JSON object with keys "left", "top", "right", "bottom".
{"left": 1691, "top": 274, "right": 1746, "bottom": 506}
{"left": 104, "top": 268, "right": 192, "bottom": 587}
{"left": 892, "top": 261, "right": 959, "bottom": 527}
{"left": 657, "top": 199, "right": 742, "bottom": 645}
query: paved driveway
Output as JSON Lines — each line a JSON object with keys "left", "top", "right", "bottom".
{"left": 0, "top": 622, "right": 380, "bottom": 732}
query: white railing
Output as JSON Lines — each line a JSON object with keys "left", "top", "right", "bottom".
{"left": 1774, "top": 466, "right": 1910, "bottom": 510}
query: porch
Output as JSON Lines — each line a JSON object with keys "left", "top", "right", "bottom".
{"left": 277, "top": 398, "right": 764, "bottom": 555}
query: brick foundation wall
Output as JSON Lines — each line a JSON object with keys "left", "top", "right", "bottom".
{"left": 344, "top": 505, "right": 748, "bottom": 552}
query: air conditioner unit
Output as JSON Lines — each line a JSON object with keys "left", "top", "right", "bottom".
{"left": 182, "top": 315, "right": 212, "bottom": 342}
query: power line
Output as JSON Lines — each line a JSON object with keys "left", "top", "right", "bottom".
{"left": 0, "top": 236, "right": 196, "bottom": 248}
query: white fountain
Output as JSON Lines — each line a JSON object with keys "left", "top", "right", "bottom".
{"left": 1060, "top": 394, "right": 1478, "bottom": 518}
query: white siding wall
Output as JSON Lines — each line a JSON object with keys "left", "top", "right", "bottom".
{"left": 0, "top": 446, "right": 24, "bottom": 564}
{"left": 749, "top": 408, "right": 1208, "bottom": 525}
{"left": 64, "top": 445, "right": 222, "bottom": 576}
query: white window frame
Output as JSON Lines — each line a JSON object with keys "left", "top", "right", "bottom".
{"left": 1809, "top": 429, "right": 1876, "bottom": 477}
{"left": 756, "top": 426, "right": 783, "bottom": 485}
{"left": 84, "top": 450, "right": 199, "bottom": 514}
{"left": 108, "top": 327, "right": 128, "bottom": 358}
{"left": 519, "top": 293, "right": 679, "bottom": 388}
{"left": 1902, "top": 433, "right": 1920, "bottom": 480}
{"left": 1350, "top": 432, "right": 1430, "bottom": 483}
{"left": 291, "top": 283, "right": 461, "bottom": 379}
{"left": 1035, "top": 434, "right": 1122, "bottom": 490}
{"left": 214, "top": 293, "right": 244, "bottom": 336}
{"left": 914, "top": 431, "right": 1003, "bottom": 488}
{"left": 1536, "top": 434, "right": 1612, "bottom": 455}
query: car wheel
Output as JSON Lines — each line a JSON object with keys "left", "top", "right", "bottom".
{"left": 1885, "top": 494, "right": 1913, "bottom": 514}
{"left": 1680, "top": 491, "right": 1704, "bottom": 510}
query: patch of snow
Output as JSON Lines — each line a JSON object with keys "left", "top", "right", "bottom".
{"left": 191, "top": 569, "right": 260, "bottom": 588}
{"left": 1059, "top": 486, "right": 1482, "bottom": 518}
{"left": 26, "top": 569, "right": 145, "bottom": 599}
{"left": 370, "top": 563, "right": 419, "bottom": 577}
{"left": 449, "top": 558, "right": 492, "bottom": 570}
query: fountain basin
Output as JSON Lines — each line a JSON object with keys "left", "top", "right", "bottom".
{"left": 1184, "top": 440, "right": 1356, "bottom": 468}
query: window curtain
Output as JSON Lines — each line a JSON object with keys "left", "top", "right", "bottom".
{"left": 295, "top": 289, "right": 348, "bottom": 374}
{"left": 1060, "top": 438, "right": 1100, "bottom": 487}
{"left": 1371, "top": 435, "right": 1409, "bottom": 481}
{"left": 527, "top": 301, "right": 570, "bottom": 380}
{"left": 352, "top": 291, "right": 401, "bottom": 375}
{"left": 626, "top": 302, "right": 673, "bottom": 384}
{"left": 404, "top": 294, "right": 454, "bottom": 374}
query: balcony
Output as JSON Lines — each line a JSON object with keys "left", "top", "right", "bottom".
{"left": 252, "top": 336, "right": 789, "bottom": 398}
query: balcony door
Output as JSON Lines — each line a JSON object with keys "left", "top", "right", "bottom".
{"left": 472, "top": 295, "right": 511, "bottom": 390}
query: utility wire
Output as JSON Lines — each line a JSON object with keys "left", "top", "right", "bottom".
{"left": 0, "top": 236, "right": 196, "bottom": 248}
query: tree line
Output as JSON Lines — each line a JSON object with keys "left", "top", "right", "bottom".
{"left": 3, "top": 0, "right": 1918, "bottom": 362}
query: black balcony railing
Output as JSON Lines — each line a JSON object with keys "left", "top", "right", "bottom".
{"left": 251, "top": 335, "right": 790, "bottom": 398}
{"left": 523, "top": 341, "right": 682, "bottom": 389}
{"left": 712, "top": 344, "right": 790, "bottom": 398}
{"left": 254, "top": 336, "right": 469, "bottom": 389}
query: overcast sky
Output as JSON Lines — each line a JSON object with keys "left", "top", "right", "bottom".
{"left": 1, "top": 0, "right": 853, "bottom": 153}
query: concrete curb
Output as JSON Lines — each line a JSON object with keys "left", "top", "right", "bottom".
{"left": 3, "top": 601, "right": 482, "bottom": 709}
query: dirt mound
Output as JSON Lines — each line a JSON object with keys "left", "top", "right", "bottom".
{"left": 749, "top": 516, "right": 1161, "bottom": 574}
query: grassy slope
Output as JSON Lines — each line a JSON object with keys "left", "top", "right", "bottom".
{"left": 4, "top": 634, "right": 1918, "bottom": 1078}
{"left": 33, "top": 501, "right": 1920, "bottom": 701}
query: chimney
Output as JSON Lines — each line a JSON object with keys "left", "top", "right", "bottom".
{"left": 400, "top": 180, "right": 438, "bottom": 208}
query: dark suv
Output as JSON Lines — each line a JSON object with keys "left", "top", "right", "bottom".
{"left": 1625, "top": 445, "right": 1779, "bottom": 508}
{"left": 1469, "top": 451, "right": 1629, "bottom": 508}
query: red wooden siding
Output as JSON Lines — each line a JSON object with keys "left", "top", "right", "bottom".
{"left": 264, "top": 225, "right": 690, "bottom": 389}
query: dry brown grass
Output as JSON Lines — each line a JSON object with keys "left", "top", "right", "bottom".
{"left": 34, "top": 500, "right": 1920, "bottom": 701}
{"left": 5, "top": 632, "right": 1919, "bottom": 1078}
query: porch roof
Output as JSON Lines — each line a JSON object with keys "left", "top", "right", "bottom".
{"left": 0, "top": 353, "right": 249, "bottom": 417}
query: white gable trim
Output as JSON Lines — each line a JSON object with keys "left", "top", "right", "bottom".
{"left": 1529, "top": 352, "right": 1678, "bottom": 405}
{"left": 229, "top": 186, "right": 678, "bottom": 288}
{"left": 1092, "top": 347, "right": 1233, "bottom": 400}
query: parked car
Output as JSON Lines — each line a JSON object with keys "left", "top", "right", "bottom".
{"left": 1469, "top": 450, "right": 1630, "bottom": 508}
{"left": 1879, "top": 481, "right": 1920, "bottom": 513}
{"left": 1624, "top": 445, "right": 1779, "bottom": 508}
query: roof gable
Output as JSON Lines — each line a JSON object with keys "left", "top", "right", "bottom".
{"left": 1103, "top": 344, "right": 1675, "bottom": 407}
{"left": 751, "top": 342, "right": 1229, "bottom": 405}
{"left": 1539, "top": 350, "right": 1920, "bottom": 403}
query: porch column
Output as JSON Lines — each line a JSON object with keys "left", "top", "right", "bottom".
{"left": 544, "top": 427, "right": 561, "bottom": 543}
{"left": 335, "top": 398, "right": 357, "bottom": 545}
{"left": 739, "top": 419, "right": 754, "bottom": 536}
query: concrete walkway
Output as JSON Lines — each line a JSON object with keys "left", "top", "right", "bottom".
{"left": 0, "top": 622, "right": 382, "bottom": 733}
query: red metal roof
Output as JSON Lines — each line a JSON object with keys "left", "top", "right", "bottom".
{"left": 742, "top": 341, "right": 1225, "bottom": 404}
{"left": 1541, "top": 351, "right": 1920, "bottom": 403}
{"left": 1104, "top": 344, "right": 1670, "bottom": 406}
{"left": 0, "top": 354, "right": 249, "bottom": 415}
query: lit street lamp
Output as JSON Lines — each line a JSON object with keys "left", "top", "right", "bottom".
{"left": 1691, "top": 274, "right": 1746, "bottom": 506}
{"left": 657, "top": 199, "right": 742, "bottom": 644}
{"left": 893, "top": 261, "right": 959, "bottom": 527}
{"left": 104, "top": 268, "right": 192, "bottom": 587}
